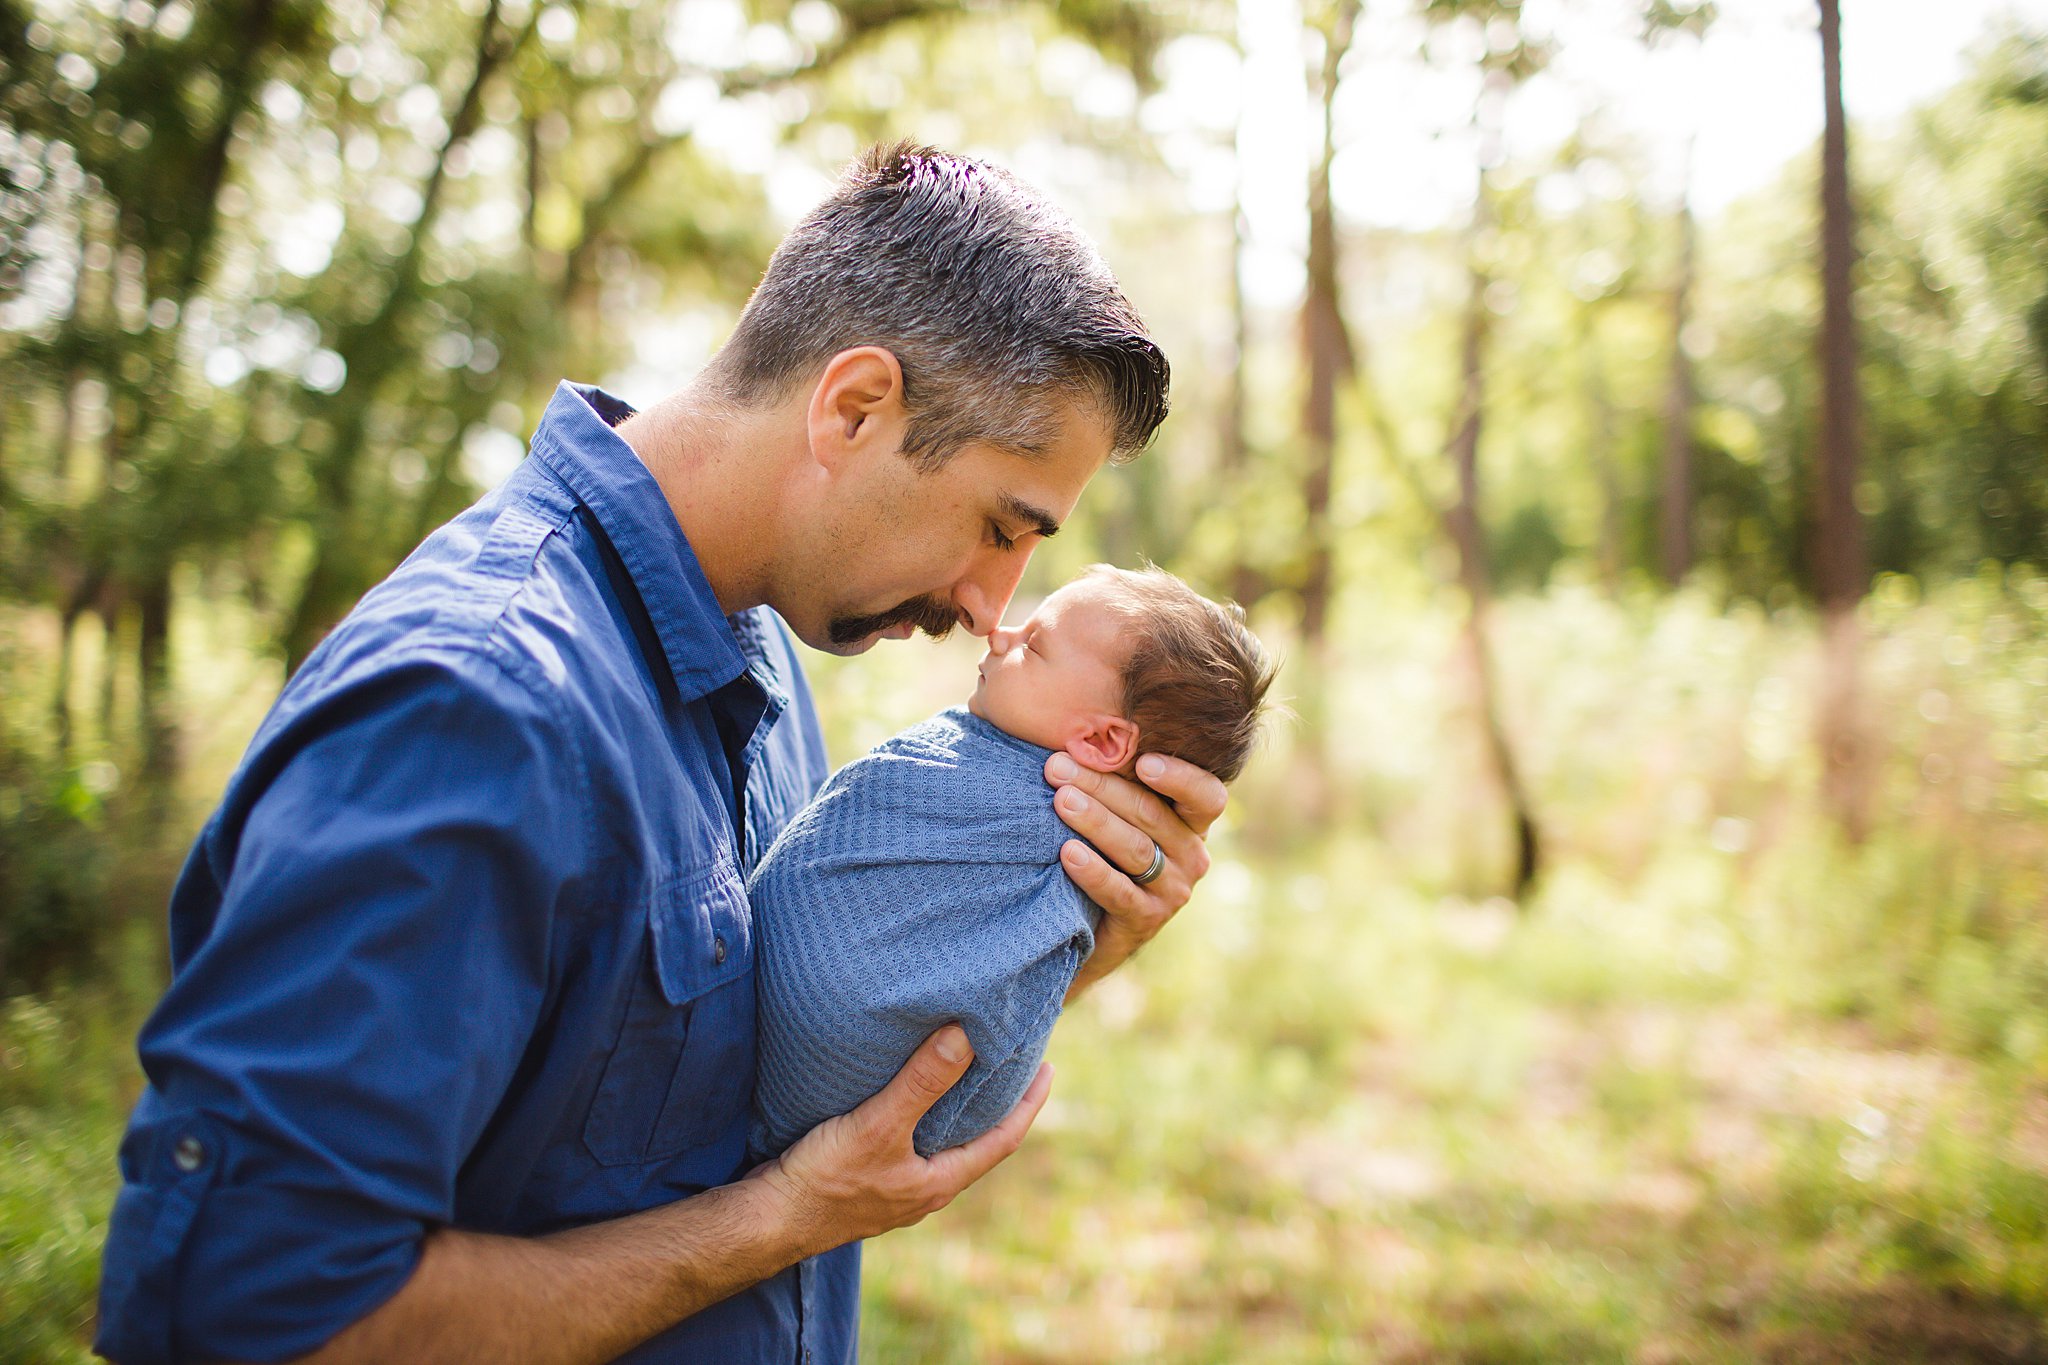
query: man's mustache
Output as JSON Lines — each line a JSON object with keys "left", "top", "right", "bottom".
{"left": 827, "top": 594, "right": 961, "bottom": 647}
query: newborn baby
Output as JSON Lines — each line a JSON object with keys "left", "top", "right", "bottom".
{"left": 750, "top": 564, "right": 1274, "bottom": 1159}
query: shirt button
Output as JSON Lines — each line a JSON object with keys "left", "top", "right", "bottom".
{"left": 172, "top": 1135, "right": 207, "bottom": 1173}
{"left": 713, "top": 936, "right": 727, "bottom": 966}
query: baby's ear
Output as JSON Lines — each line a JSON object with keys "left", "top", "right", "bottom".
{"left": 1066, "top": 714, "right": 1138, "bottom": 774}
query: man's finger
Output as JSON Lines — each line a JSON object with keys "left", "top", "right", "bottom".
{"left": 1062, "top": 840, "right": 1172, "bottom": 928}
{"left": 1044, "top": 756, "right": 1220, "bottom": 855}
{"left": 1044, "top": 757, "right": 1167, "bottom": 831}
{"left": 925, "top": 1062, "right": 1053, "bottom": 1193}
{"left": 1134, "top": 752, "right": 1228, "bottom": 838}
{"left": 1053, "top": 782, "right": 1163, "bottom": 878}
{"left": 856, "top": 1026, "right": 975, "bottom": 1140}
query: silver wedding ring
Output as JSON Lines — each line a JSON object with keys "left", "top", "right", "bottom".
{"left": 1131, "top": 841, "right": 1166, "bottom": 887}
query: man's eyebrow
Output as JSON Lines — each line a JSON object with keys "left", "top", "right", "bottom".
{"left": 999, "top": 493, "right": 1060, "bottom": 539}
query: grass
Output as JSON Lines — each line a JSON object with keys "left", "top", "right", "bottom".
{"left": 850, "top": 574, "right": 2048, "bottom": 1362}
{"left": 859, "top": 836, "right": 2048, "bottom": 1362}
{"left": 0, "top": 969, "right": 149, "bottom": 1365}
{"left": 5, "top": 578, "right": 2048, "bottom": 1361}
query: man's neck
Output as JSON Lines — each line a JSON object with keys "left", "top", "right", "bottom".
{"left": 615, "top": 383, "right": 802, "bottom": 619}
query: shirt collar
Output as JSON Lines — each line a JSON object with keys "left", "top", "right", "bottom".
{"left": 527, "top": 381, "right": 749, "bottom": 702}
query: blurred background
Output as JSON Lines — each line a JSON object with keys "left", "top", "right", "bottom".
{"left": 4, "top": 0, "right": 2048, "bottom": 1359}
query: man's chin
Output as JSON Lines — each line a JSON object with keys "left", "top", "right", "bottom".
{"left": 807, "top": 621, "right": 916, "bottom": 656}
{"left": 822, "top": 593, "right": 960, "bottom": 652}
{"left": 807, "top": 632, "right": 879, "bottom": 657}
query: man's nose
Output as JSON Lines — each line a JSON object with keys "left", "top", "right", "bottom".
{"left": 952, "top": 549, "right": 1030, "bottom": 638}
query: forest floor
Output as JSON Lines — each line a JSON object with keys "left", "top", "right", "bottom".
{"left": 858, "top": 832, "right": 2048, "bottom": 1364}
{"left": 11, "top": 831, "right": 2044, "bottom": 1364}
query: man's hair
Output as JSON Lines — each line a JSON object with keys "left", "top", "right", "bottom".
{"left": 704, "top": 141, "right": 1170, "bottom": 468}
{"left": 1089, "top": 565, "right": 1276, "bottom": 785}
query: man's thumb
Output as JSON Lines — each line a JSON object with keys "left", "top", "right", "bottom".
{"left": 894, "top": 1025, "right": 974, "bottom": 1117}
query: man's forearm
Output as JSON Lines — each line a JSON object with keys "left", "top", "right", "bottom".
{"left": 276, "top": 1178, "right": 811, "bottom": 1365}
{"left": 222, "top": 1023, "right": 1032, "bottom": 1365}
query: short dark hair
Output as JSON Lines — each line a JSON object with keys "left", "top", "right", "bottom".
{"left": 705, "top": 141, "right": 1170, "bottom": 468}
{"left": 1090, "top": 565, "right": 1276, "bottom": 785}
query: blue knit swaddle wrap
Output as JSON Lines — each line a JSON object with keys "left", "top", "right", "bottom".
{"left": 750, "top": 706, "right": 1098, "bottom": 1159}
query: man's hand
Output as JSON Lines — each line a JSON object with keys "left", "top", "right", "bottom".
{"left": 1044, "top": 750, "right": 1227, "bottom": 999}
{"left": 748, "top": 1025, "right": 1053, "bottom": 1260}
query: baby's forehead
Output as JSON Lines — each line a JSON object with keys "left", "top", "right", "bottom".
{"left": 1050, "top": 575, "right": 1151, "bottom": 655}
{"left": 1050, "top": 572, "right": 1139, "bottom": 619}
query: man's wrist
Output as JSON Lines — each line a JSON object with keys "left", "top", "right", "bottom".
{"left": 1067, "top": 925, "right": 1134, "bottom": 1000}
{"left": 729, "top": 1162, "right": 823, "bottom": 1269}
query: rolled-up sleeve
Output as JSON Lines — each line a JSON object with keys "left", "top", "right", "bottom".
{"left": 96, "top": 650, "right": 585, "bottom": 1364}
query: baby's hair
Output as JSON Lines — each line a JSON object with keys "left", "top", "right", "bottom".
{"left": 1084, "top": 564, "right": 1276, "bottom": 784}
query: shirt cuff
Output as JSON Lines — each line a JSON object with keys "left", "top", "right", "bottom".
{"left": 95, "top": 1116, "right": 424, "bottom": 1365}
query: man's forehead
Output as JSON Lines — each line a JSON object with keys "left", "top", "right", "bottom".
{"left": 987, "top": 401, "right": 1114, "bottom": 503}
{"left": 992, "top": 437, "right": 1110, "bottom": 523}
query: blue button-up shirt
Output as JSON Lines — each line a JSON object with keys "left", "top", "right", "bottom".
{"left": 96, "top": 383, "right": 860, "bottom": 1365}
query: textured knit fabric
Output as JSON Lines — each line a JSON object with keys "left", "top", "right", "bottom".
{"left": 751, "top": 706, "right": 1099, "bottom": 1158}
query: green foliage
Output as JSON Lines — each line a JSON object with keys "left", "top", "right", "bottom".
{"left": 0, "top": 0, "right": 1181, "bottom": 683}
{"left": 1699, "top": 30, "right": 2048, "bottom": 591}
{"left": 0, "top": 745, "right": 113, "bottom": 992}
{"left": 0, "top": 983, "right": 146, "bottom": 1365}
{"left": 0, "top": 626, "right": 118, "bottom": 993}
{"left": 1331, "top": 28, "right": 2048, "bottom": 603}
{"left": 1641, "top": 0, "right": 1716, "bottom": 44}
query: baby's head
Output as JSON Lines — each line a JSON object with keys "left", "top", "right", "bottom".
{"left": 968, "top": 565, "right": 1275, "bottom": 783}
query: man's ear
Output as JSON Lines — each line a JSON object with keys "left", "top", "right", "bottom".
{"left": 806, "top": 346, "right": 906, "bottom": 472}
{"left": 1065, "top": 714, "right": 1138, "bottom": 774}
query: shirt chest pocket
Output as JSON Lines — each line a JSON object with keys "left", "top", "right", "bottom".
{"left": 583, "top": 860, "right": 756, "bottom": 1168}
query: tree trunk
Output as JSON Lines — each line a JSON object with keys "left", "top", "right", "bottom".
{"left": 1578, "top": 300, "right": 1624, "bottom": 595}
{"left": 170, "top": 0, "right": 280, "bottom": 301}
{"left": 1816, "top": 0, "right": 1868, "bottom": 839}
{"left": 1224, "top": 203, "right": 1266, "bottom": 610}
{"left": 137, "top": 574, "right": 178, "bottom": 790}
{"left": 53, "top": 606, "right": 78, "bottom": 761}
{"left": 1448, "top": 83, "right": 1542, "bottom": 901}
{"left": 1660, "top": 154, "right": 1697, "bottom": 586}
{"left": 1298, "top": 0, "right": 1359, "bottom": 648}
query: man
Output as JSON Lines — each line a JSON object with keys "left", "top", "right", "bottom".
{"left": 95, "top": 143, "right": 1223, "bottom": 1364}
